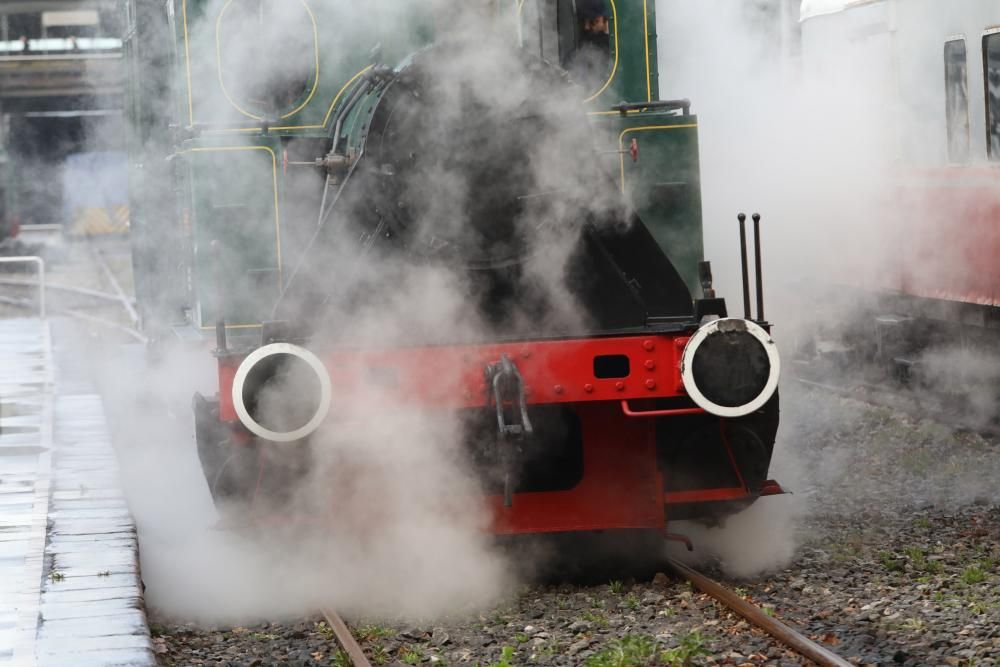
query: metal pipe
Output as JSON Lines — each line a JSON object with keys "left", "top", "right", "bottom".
{"left": 0, "top": 296, "right": 146, "bottom": 343}
{"left": 316, "top": 173, "right": 331, "bottom": 229}
{"left": 0, "top": 278, "right": 131, "bottom": 305}
{"left": 91, "top": 246, "right": 139, "bottom": 326}
{"left": 737, "top": 214, "right": 751, "bottom": 319}
{"left": 620, "top": 401, "right": 705, "bottom": 418}
{"left": 0, "top": 256, "right": 45, "bottom": 317}
{"left": 666, "top": 558, "right": 853, "bottom": 667}
{"left": 753, "top": 213, "right": 765, "bottom": 322}
{"left": 329, "top": 71, "right": 374, "bottom": 154}
{"left": 211, "top": 240, "right": 227, "bottom": 353}
{"left": 613, "top": 99, "right": 691, "bottom": 116}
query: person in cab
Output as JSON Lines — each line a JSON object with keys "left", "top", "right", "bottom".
{"left": 567, "top": 0, "right": 611, "bottom": 89}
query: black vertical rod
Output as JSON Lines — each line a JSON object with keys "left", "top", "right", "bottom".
{"left": 211, "top": 240, "right": 228, "bottom": 353}
{"left": 753, "top": 213, "right": 764, "bottom": 322}
{"left": 738, "top": 213, "right": 751, "bottom": 319}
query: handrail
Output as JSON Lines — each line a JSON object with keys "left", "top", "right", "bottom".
{"left": 612, "top": 99, "right": 692, "bottom": 116}
{"left": 620, "top": 400, "right": 704, "bottom": 418}
{"left": 0, "top": 256, "right": 45, "bottom": 317}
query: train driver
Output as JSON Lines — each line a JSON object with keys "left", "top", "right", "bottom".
{"left": 568, "top": 0, "right": 612, "bottom": 89}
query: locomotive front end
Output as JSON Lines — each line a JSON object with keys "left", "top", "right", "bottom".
{"left": 168, "top": 2, "right": 784, "bottom": 537}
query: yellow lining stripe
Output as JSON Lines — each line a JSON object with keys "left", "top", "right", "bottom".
{"left": 185, "top": 146, "right": 283, "bottom": 281}
{"left": 214, "top": 0, "right": 320, "bottom": 121}
{"left": 618, "top": 124, "right": 697, "bottom": 192}
{"left": 182, "top": 0, "right": 194, "bottom": 124}
{"left": 319, "top": 64, "right": 374, "bottom": 129}
{"left": 643, "top": 0, "right": 651, "bottom": 102}
{"left": 183, "top": 0, "right": 370, "bottom": 132}
{"left": 203, "top": 65, "right": 372, "bottom": 134}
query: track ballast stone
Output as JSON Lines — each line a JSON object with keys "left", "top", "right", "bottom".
{"left": 149, "top": 388, "right": 1000, "bottom": 666}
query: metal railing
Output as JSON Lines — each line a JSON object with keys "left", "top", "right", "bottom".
{"left": 0, "top": 257, "right": 45, "bottom": 317}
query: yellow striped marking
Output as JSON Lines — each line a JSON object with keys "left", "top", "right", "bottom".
{"left": 618, "top": 124, "right": 697, "bottom": 192}
{"left": 183, "top": 0, "right": 371, "bottom": 133}
{"left": 185, "top": 146, "right": 283, "bottom": 281}
{"left": 214, "top": 0, "right": 320, "bottom": 121}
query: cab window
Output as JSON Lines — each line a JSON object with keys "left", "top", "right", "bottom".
{"left": 984, "top": 32, "right": 1000, "bottom": 160}
{"left": 519, "top": 0, "right": 579, "bottom": 66}
{"left": 944, "top": 38, "right": 969, "bottom": 163}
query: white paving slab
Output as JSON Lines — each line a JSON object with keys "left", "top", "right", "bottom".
{"left": 0, "top": 319, "right": 153, "bottom": 666}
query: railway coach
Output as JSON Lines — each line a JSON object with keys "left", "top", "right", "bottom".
{"left": 799, "top": 0, "right": 1000, "bottom": 376}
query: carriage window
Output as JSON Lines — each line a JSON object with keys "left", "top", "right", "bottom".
{"left": 985, "top": 33, "right": 1000, "bottom": 160}
{"left": 944, "top": 39, "right": 969, "bottom": 163}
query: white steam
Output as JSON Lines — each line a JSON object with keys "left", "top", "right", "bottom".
{"left": 658, "top": 0, "right": 1000, "bottom": 577}
{"left": 112, "top": 0, "right": 620, "bottom": 624}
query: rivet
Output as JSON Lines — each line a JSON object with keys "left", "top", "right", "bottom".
{"left": 554, "top": 384, "right": 564, "bottom": 395}
{"left": 645, "top": 379, "right": 656, "bottom": 390}
{"left": 584, "top": 383, "right": 594, "bottom": 393}
{"left": 615, "top": 381, "right": 625, "bottom": 391}
{"left": 520, "top": 348, "right": 532, "bottom": 358}
{"left": 524, "top": 385, "right": 532, "bottom": 395}
{"left": 675, "top": 337, "right": 688, "bottom": 348}
{"left": 643, "top": 339, "right": 655, "bottom": 351}
{"left": 644, "top": 359, "right": 656, "bottom": 370}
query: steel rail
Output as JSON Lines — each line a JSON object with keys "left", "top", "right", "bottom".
{"left": 0, "top": 278, "right": 132, "bottom": 305}
{"left": 320, "top": 608, "right": 372, "bottom": 667}
{"left": 665, "top": 557, "right": 852, "bottom": 667}
{"left": 0, "top": 295, "right": 147, "bottom": 343}
{"left": 90, "top": 246, "right": 140, "bottom": 326}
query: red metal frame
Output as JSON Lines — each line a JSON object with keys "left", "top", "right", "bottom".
{"left": 215, "top": 331, "right": 780, "bottom": 535}
{"left": 218, "top": 334, "right": 694, "bottom": 421}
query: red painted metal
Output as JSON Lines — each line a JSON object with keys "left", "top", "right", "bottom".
{"left": 759, "top": 479, "right": 785, "bottom": 496}
{"left": 218, "top": 361, "right": 238, "bottom": 421}
{"left": 664, "top": 486, "right": 749, "bottom": 504}
{"left": 486, "top": 402, "right": 665, "bottom": 534}
{"left": 217, "top": 332, "right": 694, "bottom": 414}
{"left": 894, "top": 168, "right": 1000, "bottom": 308}
{"left": 719, "top": 421, "right": 748, "bottom": 493}
{"left": 213, "top": 330, "right": 785, "bottom": 534}
{"left": 620, "top": 400, "right": 705, "bottom": 418}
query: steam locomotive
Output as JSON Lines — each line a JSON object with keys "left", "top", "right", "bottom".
{"left": 123, "top": 0, "right": 782, "bottom": 536}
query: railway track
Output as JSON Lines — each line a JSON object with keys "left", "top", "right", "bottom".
{"left": 320, "top": 609, "right": 373, "bottom": 667}
{"left": 318, "top": 561, "right": 854, "bottom": 667}
{"left": 665, "top": 558, "right": 852, "bottom": 667}
{"left": 0, "top": 238, "right": 144, "bottom": 341}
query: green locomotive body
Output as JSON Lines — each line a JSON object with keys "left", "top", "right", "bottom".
{"left": 122, "top": 0, "right": 703, "bottom": 336}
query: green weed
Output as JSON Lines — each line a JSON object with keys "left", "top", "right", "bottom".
{"left": 962, "top": 565, "right": 986, "bottom": 585}
{"left": 488, "top": 646, "right": 516, "bottom": 667}
{"left": 584, "top": 634, "right": 657, "bottom": 667}
{"left": 660, "top": 631, "right": 710, "bottom": 667}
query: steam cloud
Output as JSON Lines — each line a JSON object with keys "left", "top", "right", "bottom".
{"left": 109, "top": 0, "right": 634, "bottom": 623}
{"left": 659, "top": 0, "right": 1000, "bottom": 577}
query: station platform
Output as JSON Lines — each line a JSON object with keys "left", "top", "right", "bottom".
{"left": 0, "top": 318, "right": 154, "bottom": 666}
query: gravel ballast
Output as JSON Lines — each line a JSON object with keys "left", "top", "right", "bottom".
{"left": 149, "top": 387, "right": 999, "bottom": 666}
